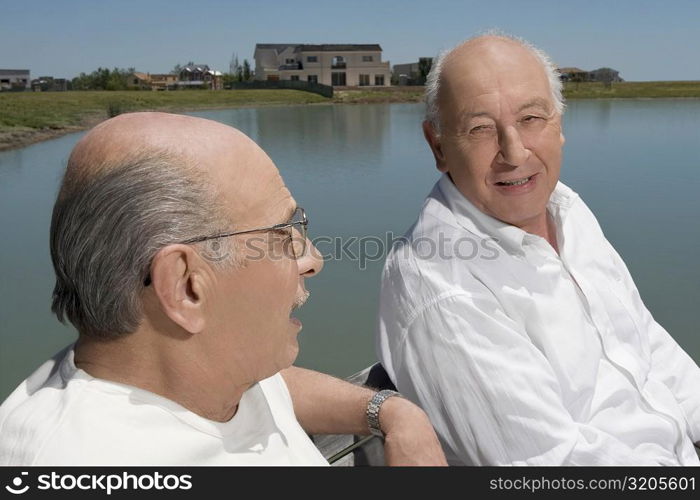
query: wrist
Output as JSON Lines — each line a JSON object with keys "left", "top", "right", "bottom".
{"left": 378, "top": 395, "right": 431, "bottom": 437}
{"left": 366, "top": 389, "right": 402, "bottom": 437}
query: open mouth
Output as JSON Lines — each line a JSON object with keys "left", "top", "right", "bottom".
{"left": 289, "top": 289, "right": 309, "bottom": 328}
{"left": 292, "top": 290, "right": 310, "bottom": 312}
{"left": 495, "top": 175, "right": 534, "bottom": 187}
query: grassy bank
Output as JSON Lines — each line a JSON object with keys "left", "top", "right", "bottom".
{"left": 563, "top": 80, "right": 700, "bottom": 99}
{"left": 2, "top": 81, "right": 699, "bottom": 151}
{"left": 0, "top": 89, "right": 327, "bottom": 151}
{"left": 333, "top": 81, "right": 700, "bottom": 102}
{"left": 334, "top": 86, "right": 425, "bottom": 103}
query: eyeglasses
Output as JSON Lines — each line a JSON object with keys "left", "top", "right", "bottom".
{"left": 183, "top": 206, "right": 308, "bottom": 254}
{"left": 144, "top": 207, "right": 308, "bottom": 286}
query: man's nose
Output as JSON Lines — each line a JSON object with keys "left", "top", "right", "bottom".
{"left": 298, "top": 238, "right": 324, "bottom": 277}
{"left": 496, "top": 125, "right": 530, "bottom": 166}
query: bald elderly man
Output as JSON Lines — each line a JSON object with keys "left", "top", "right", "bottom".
{"left": 377, "top": 34, "right": 700, "bottom": 465}
{"left": 0, "top": 112, "right": 446, "bottom": 466}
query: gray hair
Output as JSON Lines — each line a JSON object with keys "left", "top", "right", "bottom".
{"left": 50, "top": 150, "right": 234, "bottom": 339}
{"left": 425, "top": 32, "right": 565, "bottom": 133}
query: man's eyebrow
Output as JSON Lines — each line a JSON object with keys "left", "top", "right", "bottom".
{"left": 459, "top": 111, "right": 493, "bottom": 121}
{"left": 457, "top": 98, "right": 553, "bottom": 123}
{"left": 516, "top": 98, "right": 552, "bottom": 114}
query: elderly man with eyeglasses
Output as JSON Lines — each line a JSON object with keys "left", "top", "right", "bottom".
{"left": 0, "top": 112, "right": 446, "bottom": 466}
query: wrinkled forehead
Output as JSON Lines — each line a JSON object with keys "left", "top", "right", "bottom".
{"left": 439, "top": 40, "right": 553, "bottom": 113}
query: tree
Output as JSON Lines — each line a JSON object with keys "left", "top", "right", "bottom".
{"left": 228, "top": 53, "right": 243, "bottom": 82}
{"left": 106, "top": 67, "right": 129, "bottom": 90}
{"left": 417, "top": 57, "right": 433, "bottom": 86}
{"left": 242, "top": 59, "right": 252, "bottom": 81}
{"left": 229, "top": 53, "right": 239, "bottom": 76}
{"left": 70, "top": 67, "right": 131, "bottom": 90}
{"left": 222, "top": 74, "right": 234, "bottom": 88}
{"left": 593, "top": 67, "right": 617, "bottom": 89}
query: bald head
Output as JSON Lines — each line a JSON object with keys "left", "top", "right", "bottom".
{"left": 425, "top": 34, "right": 564, "bottom": 133}
{"left": 51, "top": 112, "right": 288, "bottom": 338}
{"left": 62, "top": 112, "right": 263, "bottom": 201}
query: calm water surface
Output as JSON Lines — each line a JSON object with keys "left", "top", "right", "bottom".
{"left": 1, "top": 99, "right": 699, "bottom": 400}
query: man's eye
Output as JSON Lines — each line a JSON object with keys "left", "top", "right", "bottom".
{"left": 521, "top": 115, "right": 542, "bottom": 123}
{"left": 470, "top": 124, "right": 493, "bottom": 134}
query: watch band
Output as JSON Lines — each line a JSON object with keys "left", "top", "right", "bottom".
{"left": 366, "top": 389, "right": 401, "bottom": 438}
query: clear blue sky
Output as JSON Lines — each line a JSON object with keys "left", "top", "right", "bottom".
{"left": 2, "top": 0, "right": 698, "bottom": 81}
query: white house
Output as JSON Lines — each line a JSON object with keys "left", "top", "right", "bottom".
{"left": 0, "top": 69, "right": 30, "bottom": 90}
{"left": 254, "top": 44, "right": 391, "bottom": 87}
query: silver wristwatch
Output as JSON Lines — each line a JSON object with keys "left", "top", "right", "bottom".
{"left": 366, "top": 389, "right": 401, "bottom": 438}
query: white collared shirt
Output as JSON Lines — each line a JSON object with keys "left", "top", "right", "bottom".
{"left": 377, "top": 174, "right": 700, "bottom": 465}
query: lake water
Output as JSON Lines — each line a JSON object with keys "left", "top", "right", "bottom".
{"left": 1, "top": 99, "right": 699, "bottom": 400}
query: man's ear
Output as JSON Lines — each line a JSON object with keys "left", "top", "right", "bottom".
{"left": 422, "top": 120, "right": 448, "bottom": 173}
{"left": 150, "top": 244, "right": 207, "bottom": 334}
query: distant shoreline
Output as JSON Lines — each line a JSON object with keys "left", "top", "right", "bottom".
{"left": 2, "top": 82, "right": 699, "bottom": 152}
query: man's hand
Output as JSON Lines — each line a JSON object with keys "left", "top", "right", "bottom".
{"left": 281, "top": 366, "right": 447, "bottom": 465}
{"left": 379, "top": 396, "right": 448, "bottom": 466}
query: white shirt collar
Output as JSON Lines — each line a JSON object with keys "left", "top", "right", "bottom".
{"left": 436, "top": 173, "right": 579, "bottom": 254}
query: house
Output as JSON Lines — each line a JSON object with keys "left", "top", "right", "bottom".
{"left": 558, "top": 66, "right": 624, "bottom": 83}
{"left": 178, "top": 64, "right": 223, "bottom": 90}
{"left": 588, "top": 67, "right": 623, "bottom": 83}
{"left": 150, "top": 73, "right": 178, "bottom": 91}
{"left": 0, "top": 69, "right": 30, "bottom": 90}
{"left": 254, "top": 43, "right": 391, "bottom": 87}
{"left": 125, "top": 72, "right": 179, "bottom": 91}
{"left": 127, "top": 72, "right": 152, "bottom": 90}
{"left": 392, "top": 57, "right": 433, "bottom": 85}
{"left": 557, "top": 67, "right": 589, "bottom": 82}
{"left": 31, "top": 76, "right": 68, "bottom": 92}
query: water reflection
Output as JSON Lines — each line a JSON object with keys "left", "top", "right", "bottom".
{"left": 194, "top": 104, "right": 391, "bottom": 175}
{"left": 565, "top": 98, "right": 613, "bottom": 132}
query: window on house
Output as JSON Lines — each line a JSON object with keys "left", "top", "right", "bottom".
{"left": 359, "top": 74, "right": 370, "bottom": 86}
{"left": 332, "top": 56, "right": 346, "bottom": 69}
{"left": 307, "top": 56, "right": 318, "bottom": 63}
{"left": 331, "top": 72, "right": 346, "bottom": 86}
{"left": 362, "top": 55, "right": 373, "bottom": 62}
{"left": 307, "top": 75, "right": 318, "bottom": 83}
{"left": 285, "top": 58, "right": 296, "bottom": 64}
{"left": 290, "top": 75, "right": 300, "bottom": 81}
{"left": 375, "top": 75, "right": 385, "bottom": 86}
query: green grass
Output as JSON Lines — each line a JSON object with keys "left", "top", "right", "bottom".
{"left": 334, "top": 81, "right": 700, "bottom": 103}
{"left": 0, "top": 89, "right": 328, "bottom": 131}
{"left": 333, "top": 86, "right": 424, "bottom": 104}
{"left": 563, "top": 81, "right": 700, "bottom": 99}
